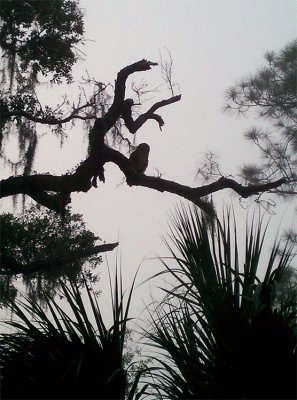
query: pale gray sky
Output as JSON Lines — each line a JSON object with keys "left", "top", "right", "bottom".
{"left": 1, "top": 0, "right": 297, "bottom": 320}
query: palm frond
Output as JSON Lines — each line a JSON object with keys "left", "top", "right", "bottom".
{"left": 144, "top": 204, "right": 296, "bottom": 399}
{"left": 0, "top": 268, "right": 139, "bottom": 399}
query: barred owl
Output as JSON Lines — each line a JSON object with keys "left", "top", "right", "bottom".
{"left": 129, "top": 143, "right": 150, "bottom": 174}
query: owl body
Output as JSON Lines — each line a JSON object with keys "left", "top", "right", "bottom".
{"left": 129, "top": 143, "right": 150, "bottom": 174}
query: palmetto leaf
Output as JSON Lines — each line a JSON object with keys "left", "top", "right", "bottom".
{"left": 0, "top": 267, "right": 139, "bottom": 399}
{"left": 144, "top": 204, "right": 296, "bottom": 399}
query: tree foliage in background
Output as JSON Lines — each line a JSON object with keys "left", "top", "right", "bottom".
{"left": 225, "top": 39, "right": 297, "bottom": 200}
{"left": 0, "top": 0, "right": 90, "bottom": 176}
{"left": 143, "top": 205, "right": 296, "bottom": 399}
{"left": 0, "top": 0, "right": 84, "bottom": 84}
{"left": 0, "top": 204, "right": 118, "bottom": 305}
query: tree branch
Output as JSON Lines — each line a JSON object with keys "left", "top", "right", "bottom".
{"left": 0, "top": 60, "right": 287, "bottom": 216}
{"left": 104, "top": 146, "right": 286, "bottom": 213}
{"left": 195, "top": 176, "right": 287, "bottom": 198}
{"left": 1, "top": 160, "right": 286, "bottom": 216}
{"left": 0, "top": 242, "right": 119, "bottom": 276}
{"left": 3, "top": 97, "right": 99, "bottom": 125}
{"left": 2, "top": 109, "right": 95, "bottom": 125}
{"left": 122, "top": 95, "right": 181, "bottom": 133}
{"left": 103, "top": 59, "right": 158, "bottom": 129}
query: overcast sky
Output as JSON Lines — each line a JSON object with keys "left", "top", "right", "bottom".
{"left": 2, "top": 0, "right": 297, "bottom": 320}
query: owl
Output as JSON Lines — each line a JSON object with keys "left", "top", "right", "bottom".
{"left": 129, "top": 143, "right": 150, "bottom": 174}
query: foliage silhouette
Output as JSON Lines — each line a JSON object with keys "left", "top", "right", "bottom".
{"left": 143, "top": 205, "right": 296, "bottom": 399}
{"left": 0, "top": 269, "right": 140, "bottom": 399}
{"left": 225, "top": 39, "right": 297, "bottom": 201}
{"left": 0, "top": 0, "right": 84, "bottom": 84}
{"left": 0, "top": 0, "right": 88, "bottom": 176}
{"left": 0, "top": 204, "right": 118, "bottom": 305}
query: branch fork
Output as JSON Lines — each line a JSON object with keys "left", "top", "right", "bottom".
{"left": 1, "top": 60, "right": 286, "bottom": 216}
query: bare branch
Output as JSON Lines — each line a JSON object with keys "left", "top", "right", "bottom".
{"left": 2, "top": 108, "right": 96, "bottom": 125}
{"left": 1, "top": 157, "right": 286, "bottom": 217}
{"left": 104, "top": 59, "right": 158, "bottom": 130}
{"left": 122, "top": 95, "right": 181, "bottom": 133}
{"left": 159, "top": 48, "right": 179, "bottom": 97}
{"left": 197, "top": 176, "right": 287, "bottom": 198}
{"left": 3, "top": 87, "right": 99, "bottom": 125}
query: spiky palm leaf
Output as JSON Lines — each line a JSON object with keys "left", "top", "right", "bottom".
{"left": 144, "top": 205, "right": 296, "bottom": 399}
{"left": 0, "top": 269, "right": 139, "bottom": 399}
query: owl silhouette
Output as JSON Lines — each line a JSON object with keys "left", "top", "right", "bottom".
{"left": 129, "top": 143, "right": 150, "bottom": 173}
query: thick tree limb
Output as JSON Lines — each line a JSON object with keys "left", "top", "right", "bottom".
{"left": 1, "top": 174, "right": 85, "bottom": 197}
{"left": 1, "top": 173, "right": 90, "bottom": 213}
{"left": 102, "top": 59, "right": 159, "bottom": 132}
{"left": 122, "top": 95, "right": 181, "bottom": 133}
{"left": 104, "top": 146, "right": 286, "bottom": 195}
{"left": 0, "top": 242, "right": 119, "bottom": 276}
{"left": 1, "top": 154, "right": 286, "bottom": 216}
{"left": 0, "top": 59, "right": 287, "bottom": 216}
